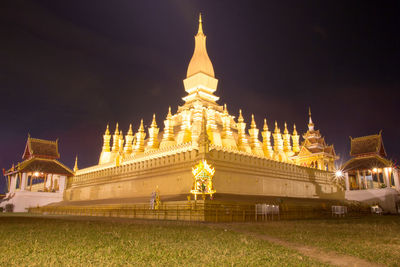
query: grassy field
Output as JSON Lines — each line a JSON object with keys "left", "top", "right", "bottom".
{"left": 239, "top": 216, "right": 400, "bottom": 266}
{"left": 0, "top": 214, "right": 327, "bottom": 267}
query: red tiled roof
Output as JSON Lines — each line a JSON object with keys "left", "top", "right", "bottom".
{"left": 350, "top": 133, "right": 386, "bottom": 157}
{"left": 22, "top": 136, "right": 60, "bottom": 160}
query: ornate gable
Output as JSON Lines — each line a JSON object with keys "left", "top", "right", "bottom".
{"left": 350, "top": 132, "right": 386, "bottom": 158}
{"left": 22, "top": 136, "right": 60, "bottom": 160}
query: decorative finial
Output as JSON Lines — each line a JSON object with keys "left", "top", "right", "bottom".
{"left": 198, "top": 13, "right": 203, "bottom": 34}
{"left": 119, "top": 130, "right": 123, "bottom": 138}
{"left": 293, "top": 124, "right": 298, "bottom": 135}
{"left": 308, "top": 107, "right": 313, "bottom": 124}
{"left": 308, "top": 107, "right": 315, "bottom": 131}
{"left": 274, "top": 121, "right": 279, "bottom": 133}
{"left": 284, "top": 122, "right": 288, "bottom": 134}
{"left": 151, "top": 114, "right": 157, "bottom": 128}
{"left": 238, "top": 109, "right": 244, "bottom": 122}
{"left": 105, "top": 124, "right": 110, "bottom": 135}
{"left": 114, "top": 123, "right": 119, "bottom": 135}
{"left": 139, "top": 119, "right": 144, "bottom": 131}
{"left": 127, "top": 124, "right": 133, "bottom": 135}
{"left": 73, "top": 156, "right": 78, "bottom": 172}
{"left": 251, "top": 114, "right": 256, "bottom": 128}
{"left": 263, "top": 118, "right": 268, "bottom": 131}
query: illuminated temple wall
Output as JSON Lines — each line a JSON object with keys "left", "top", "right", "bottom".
{"left": 65, "top": 143, "right": 341, "bottom": 202}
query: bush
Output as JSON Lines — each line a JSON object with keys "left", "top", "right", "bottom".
{"left": 0, "top": 207, "right": 3, "bottom": 212}
{"left": 5, "top": 204, "right": 14, "bottom": 212}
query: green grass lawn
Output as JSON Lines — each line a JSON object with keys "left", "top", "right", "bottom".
{"left": 240, "top": 216, "right": 400, "bottom": 266}
{"left": 0, "top": 214, "right": 327, "bottom": 267}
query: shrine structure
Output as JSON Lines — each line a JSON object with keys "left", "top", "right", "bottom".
{"left": 1, "top": 136, "right": 73, "bottom": 212}
{"left": 64, "top": 14, "right": 342, "bottom": 205}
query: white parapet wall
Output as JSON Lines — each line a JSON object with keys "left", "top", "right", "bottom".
{"left": 345, "top": 188, "right": 400, "bottom": 213}
{"left": 0, "top": 191, "right": 64, "bottom": 212}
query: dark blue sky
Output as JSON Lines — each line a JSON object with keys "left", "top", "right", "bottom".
{"left": 1, "top": 1, "right": 399, "bottom": 193}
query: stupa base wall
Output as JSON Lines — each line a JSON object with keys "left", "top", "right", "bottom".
{"left": 65, "top": 148, "right": 344, "bottom": 204}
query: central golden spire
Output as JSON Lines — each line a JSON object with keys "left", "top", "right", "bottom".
{"left": 198, "top": 13, "right": 203, "bottom": 35}
{"left": 186, "top": 13, "right": 215, "bottom": 78}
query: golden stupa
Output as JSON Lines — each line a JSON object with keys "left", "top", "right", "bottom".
{"left": 67, "top": 14, "right": 339, "bottom": 203}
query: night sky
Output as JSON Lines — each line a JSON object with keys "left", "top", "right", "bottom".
{"left": 1, "top": 1, "right": 399, "bottom": 193}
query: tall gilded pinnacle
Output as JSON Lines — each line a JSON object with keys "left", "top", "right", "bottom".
{"left": 134, "top": 119, "right": 146, "bottom": 153}
{"left": 198, "top": 12, "right": 203, "bottom": 34}
{"left": 221, "top": 104, "right": 237, "bottom": 149}
{"left": 292, "top": 124, "right": 300, "bottom": 153}
{"left": 112, "top": 123, "right": 120, "bottom": 152}
{"left": 151, "top": 114, "right": 157, "bottom": 128}
{"left": 102, "top": 124, "right": 111, "bottom": 152}
{"left": 283, "top": 122, "right": 292, "bottom": 153}
{"left": 186, "top": 13, "right": 215, "bottom": 78}
{"left": 236, "top": 110, "right": 251, "bottom": 153}
{"left": 261, "top": 119, "right": 273, "bottom": 158}
{"left": 73, "top": 156, "right": 78, "bottom": 172}
{"left": 99, "top": 124, "right": 112, "bottom": 164}
{"left": 124, "top": 124, "right": 134, "bottom": 154}
{"left": 273, "top": 121, "right": 284, "bottom": 154}
{"left": 167, "top": 106, "right": 172, "bottom": 119}
{"left": 146, "top": 114, "right": 160, "bottom": 151}
{"left": 160, "top": 107, "right": 176, "bottom": 148}
{"left": 308, "top": 107, "right": 315, "bottom": 131}
{"left": 238, "top": 109, "right": 244, "bottom": 123}
{"left": 248, "top": 114, "right": 264, "bottom": 156}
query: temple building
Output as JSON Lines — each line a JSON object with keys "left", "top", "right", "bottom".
{"left": 1, "top": 136, "right": 73, "bottom": 212}
{"left": 342, "top": 133, "right": 399, "bottom": 191}
{"left": 291, "top": 109, "right": 337, "bottom": 171}
{"left": 342, "top": 133, "right": 400, "bottom": 213}
{"left": 64, "top": 14, "right": 342, "bottom": 205}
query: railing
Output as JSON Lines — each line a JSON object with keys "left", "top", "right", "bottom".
{"left": 28, "top": 201, "right": 371, "bottom": 222}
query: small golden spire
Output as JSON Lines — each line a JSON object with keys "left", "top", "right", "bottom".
{"left": 114, "top": 123, "right": 119, "bottom": 135}
{"left": 73, "top": 156, "right": 78, "bottom": 172}
{"left": 309, "top": 107, "right": 313, "bottom": 124}
{"left": 224, "top": 104, "right": 228, "bottom": 114}
{"left": 167, "top": 106, "right": 172, "bottom": 118}
{"left": 274, "top": 121, "right": 280, "bottom": 133}
{"left": 238, "top": 109, "right": 244, "bottom": 122}
{"left": 151, "top": 114, "right": 157, "bottom": 128}
{"left": 105, "top": 124, "right": 110, "bottom": 135}
{"left": 308, "top": 107, "right": 315, "bottom": 131}
{"left": 292, "top": 123, "right": 300, "bottom": 153}
{"left": 119, "top": 130, "right": 123, "bottom": 138}
{"left": 263, "top": 118, "right": 268, "bottom": 131}
{"left": 198, "top": 13, "right": 203, "bottom": 35}
{"left": 139, "top": 119, "right": 144, "bottom": 132}
{"left": 251, "top": 114, "right": 256, "bottom": 129}
{"left": 127, "top": 124, "right": 133, "bottom": 135}
{"left": 284, "top": 122, "right": 288, "bottom": 134}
